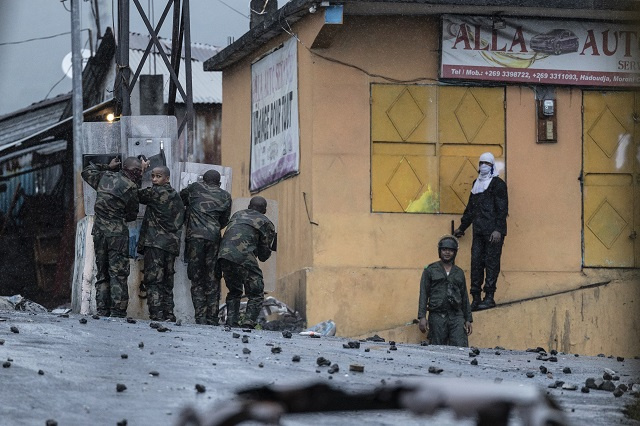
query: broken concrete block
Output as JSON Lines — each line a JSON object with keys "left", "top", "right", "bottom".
{"left": 317, "top": 357, "right": 331, "bottom": 367}
{"left": 585, "top": 378, "right": 598, "bottom": 389}
{"left": 600, "top": 380, "right": 616, "bottom": 392}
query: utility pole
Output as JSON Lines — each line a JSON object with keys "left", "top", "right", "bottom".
{"left": 71, "top": 0, "right": 83, "bottom": 221}
{"left": 116, "top": 0, "right": 131, "bottom": 116}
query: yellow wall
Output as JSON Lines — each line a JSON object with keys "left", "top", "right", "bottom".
{"left": 353, "top": 274, "right": 640, "bottom": 358}
{"left": 219, "top": 14, "right": 639, "bottom": 353}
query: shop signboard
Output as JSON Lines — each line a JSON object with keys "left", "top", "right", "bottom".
{"left": 441, "top": 15, "right": 640, "bottom": 87}
{"left": 250, "top": 37, "right": 300, "bottom": 191}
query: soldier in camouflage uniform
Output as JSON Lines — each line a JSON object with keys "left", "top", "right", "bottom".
{"left": 418, "top": 235, "right": 473, "bottom": 347}
{"left": 137, "top": 166, "right": 185, "bottom": 321}
{"left": 180, "top": 170, "right": 232, "bottom": 325}
{"left": 81, "top": 156, "right": 145, "bottom": 317}
{"left": 218, "top": 196, "right": 275, "bottom": 328}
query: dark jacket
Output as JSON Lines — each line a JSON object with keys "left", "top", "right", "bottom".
{"left": 218, "top": 209, "right": 275, "bottom": 276}
{"left": 81, "top": 163, "right": 139, "bottom": 237}
{"left": 137, "top": 183, "right": 185, "bottom": 255}
{"left": 459, "top": 177, "right": 508, "bottom": 236}
{"left": 417, "top": 261, "right": 473, "bottom": 323}
{"left": 180, "top": 182, "right": 232, "bottom": 243}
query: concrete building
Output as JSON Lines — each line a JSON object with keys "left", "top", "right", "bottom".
{"left": 204, "top": 0, "right": 640, "bottom": 356}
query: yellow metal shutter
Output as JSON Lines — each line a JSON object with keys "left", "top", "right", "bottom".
{"left": 438, "top": 86, "right": 505, "bottom": 214}
{"left": 583, "top": 91, "right": 636, "bottom": 267}
{"left": 371, "top": 85, "right": 438, "bottom": 212}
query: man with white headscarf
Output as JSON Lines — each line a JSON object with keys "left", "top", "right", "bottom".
{"left": 454, "top": 152, "right": 508, "bottom": 311}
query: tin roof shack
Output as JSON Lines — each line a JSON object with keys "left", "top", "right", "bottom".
{"left": 0, "top": 98, "right": 113, "bottom": 308}
{"left": 205, "top": 0, "right": 640, "bottom": 357}
{"left": 0, "top": 29, "right": 223, "bottom": 308}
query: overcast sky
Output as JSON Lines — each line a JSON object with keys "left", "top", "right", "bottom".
{"left": 0, "top": 0, "right": 284, "bottom": 116}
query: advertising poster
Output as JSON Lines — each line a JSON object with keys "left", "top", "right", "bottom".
{"left": 250, "top": 38, "right": 300, "bottom": 191}
{"left": 441, "top": 15, "right": 640, "bottom": 87}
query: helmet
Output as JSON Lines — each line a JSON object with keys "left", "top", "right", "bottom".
{"left": 438, "top": 235, "right": 459, "bottom": 251}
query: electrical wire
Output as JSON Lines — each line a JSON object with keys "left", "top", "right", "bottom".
{"left": 0, "top": 30, "right": 88, "bottom": 47}
{"left": 277, "top": 15, "right": 438, "bottom": 84}
{"left": 60, "top": 0, "right": 71, "bottom": 12}
{"left": 44, "top": 38, "right": 90, "bottom": 100}
{"left": 250, "top": 0, "right": 270, "bottom": 15}
{"left": 217, "top": 0, "right": 249, "bottom": 19}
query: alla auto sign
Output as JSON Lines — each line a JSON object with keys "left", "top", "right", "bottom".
{"left": 441, "top": 15, "right": 640, "bottom": 87}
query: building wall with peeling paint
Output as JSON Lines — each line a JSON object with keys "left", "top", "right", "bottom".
{"left": 217, "top": 13, "right": 640, "bottom": 356}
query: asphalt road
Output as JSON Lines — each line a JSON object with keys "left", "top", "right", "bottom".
{"left": 0, "top": 311, "right": 638, "bottom": 426}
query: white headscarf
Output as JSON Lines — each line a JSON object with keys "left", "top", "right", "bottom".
{"left": 471, "top": 152, "right": 499, "bottom": 194}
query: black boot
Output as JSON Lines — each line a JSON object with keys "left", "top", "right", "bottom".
{"left": 470, "top": 294, "right": 482, "bottom": 312}
{"left": 476, "top": 294, "right": 496, "bottom": 311}
{"left": 225, "top": 300, "right": 240, "bottom": 327}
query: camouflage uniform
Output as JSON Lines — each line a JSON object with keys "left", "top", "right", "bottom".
{"left": 218, "top": 209, "right": 275, "bottom": 327}
{"left": 138, "top": 183, "right": 185, "bottom": 321}
{"left": 81, "top": 163, "right": 139, "bottom": 317}
{"left": 418, "top": 261, "right": 473, "bottom": 347}
{"left": 180, "top": 182, "right": 231, "bottom": 325}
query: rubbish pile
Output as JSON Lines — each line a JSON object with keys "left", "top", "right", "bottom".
{"left": 0, "top": 295, "right": 48, "bottom": 313}
{"left": 218, "top": 296, "right": 306, "bottom": 332}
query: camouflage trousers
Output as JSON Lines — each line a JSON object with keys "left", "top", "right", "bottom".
{"left": 427, "top": 310, "right": 469, "bottom": 347}
{"left": 219, "top": 258, "right": 264, "bottom": 327}
{"left": 186, "top": 238, "right": 221, "bottom": 325}
{"left": 143, "top": 247, "right": 176, "bottom": 321}
{"left": 93, "top": 232, "right": 130, "bottom": 317}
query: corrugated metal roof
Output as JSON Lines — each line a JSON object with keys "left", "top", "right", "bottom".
{"left": 129, "top": 50, "right": 221, "bottom": 104}
{"left": 129, "top": 32, "right": 221, "bottom": 104}
{"left": 129, "top": 32, "right": 221, "bottom": 62}
{"left": 0, "top": 94, "right": 71, "bottom": 148}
